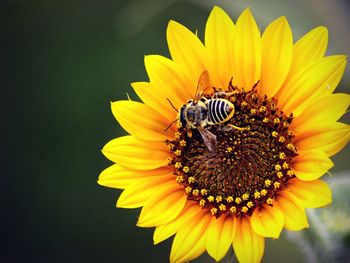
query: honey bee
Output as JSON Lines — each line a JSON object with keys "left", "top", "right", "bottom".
{"left": 177, "top": 71, "right": 247, "bottom": 152}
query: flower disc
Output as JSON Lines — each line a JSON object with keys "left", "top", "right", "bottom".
{"left": 168, "top": 84, "right": 297, "bottom": 217}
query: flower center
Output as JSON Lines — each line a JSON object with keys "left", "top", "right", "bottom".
{"left": 166, "top": 86, "right": 298, "bottom": 217}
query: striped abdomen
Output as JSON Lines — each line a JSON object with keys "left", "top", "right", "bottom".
{"left": 206, "top": 99, "right": 235, "bottom": 125}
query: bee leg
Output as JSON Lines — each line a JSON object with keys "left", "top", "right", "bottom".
{"left": 222, "top": 124, "right": 250, "bottom": 132}
{"left": 223, "top": 91, "right": 238, "bottom": 97}
{"left": 213, "top": 91, "right": 238, "bottom": 99}
{"left": 213, "top": 91, "right": 228, "bottom": 98}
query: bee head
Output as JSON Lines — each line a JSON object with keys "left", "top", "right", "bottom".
{"left": 180, "top": 100, "right": 208, "bottom": 128}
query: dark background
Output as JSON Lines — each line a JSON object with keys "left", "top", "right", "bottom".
{"left": 2, "top": 0, "right": 349, "bottom": 262}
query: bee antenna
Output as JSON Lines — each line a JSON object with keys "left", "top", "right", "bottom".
{"left": 166, "top": 98, "right": 178, "bottom": 112}
{"left": 164, "top": 119, "right": 178, "bottom": 132}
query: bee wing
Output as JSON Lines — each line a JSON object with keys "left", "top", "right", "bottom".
{"left": 194, "top": 70, "right": 211, "bottom": 102}
{"left": 197, "top": 126, "right": 217, "bottom": 153}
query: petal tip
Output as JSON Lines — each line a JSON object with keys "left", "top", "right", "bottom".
{"left": 318, "top": 26, "right": 328, "bottom": 34}
{"left": 116, "top": 198, "right": 126, "bottom": 208}
{"left": 167, "top": 19, "right": 179, "bottom": 29}
{"left": 211, "top": 5, "right": 225, "bottom": 14}
{"left": 276, "top": 15, "right": 288, "bottom": 23}
{"left": 96, "top": 179, "right": 104, "bottom": 186}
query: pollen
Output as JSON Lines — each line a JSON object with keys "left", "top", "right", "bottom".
{"left": 176, "top": 175, "right": 184, "bottom": 183}
{"left": 175, "top": 149, "right": 182, "bottom": 156}
{"left": 274, "top": 118, "right": 280, "bottom": 124}
{"left": 188, "top": 176, "right": 195, "bottom": 184}
{"left": 167, "top": 157, "right": 173, "bottom": 164}
{"left": 210, "top": 208, "right": 218, "bottom": 215}
{"left": 208, "top": 196, "right": 215, "bottom": 202}
{"left": 183, "top": 166, "right": 190, "bottom": 173}
{"left": 168, "top": 86, "right": 298, "bottom": 217}
{"left": 279, "top": 152, "right": 286, "bottom": 160}
{"left": 230, "top": 206, "right": 237, "bottom": 214}
{"left": 261, "top": 189, "right": 268, "bottom": 196}
{"left": 259, "top": 106, "right": 267, "bottom": 113}
{"left": 287, "top": 143, "right": 296, "bottom": 151}
{"left": 242, "top": 193, "right": 249, "bottom": 201}
{"left": 175, "top": 132, "right": 181, "bottom": 139}
{"left": 274, "top": 182, "right": 281, "bottom": 189}
{"left": 219, "top": 204, "right": 226, "bottom": 211}
{"left": 216, "top": 196, "right": 223, "bottom": 203}
{"left": 264, "top": 179, "right": 272, "bottom": 187}
{"left": 254, "top": 191, "right": 261, "bottom": 199}
{"left": 200, "top": 189, "right": 208, "bottom": 196}
{"left": 167, "top": 143, "right": 174, "bottom": 150}
{"left": 192, "top": 189, "right": 200, "bottom": 196}
{"left": 275, "top": 164, "right": 282, "bottom": 171}
{"left": 226, "top": 196, "right": 234, "bottom": 203}
{"left": 266, "top": 198, "right": 274, "bottom": 205}
{"left": 226, "top": 146, "right": 233, "bottom": 153}
{"left": 241, "top": 206, "right": 249, "bottom": 213}
{"left": 179, "top": 140, "right": 187, "bottom": 146}
{"left": 278, "top": 136, "right": 285, "bottom": 143}
{"left": 174, "top": 162, "right": 182, "bottom": 169}
{"left": 185, "top": 186, "right": 192, "bottom": 194}
{"left": 277, "top": 172, "right": 283, "bottom": 178}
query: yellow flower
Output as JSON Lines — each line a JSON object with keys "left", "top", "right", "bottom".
{"left": 98, "top": 6, "right": 350, "bottom": 263}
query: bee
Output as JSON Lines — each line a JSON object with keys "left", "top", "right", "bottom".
{"left": 177, "top": 71, "right": 247, "bottom": 152}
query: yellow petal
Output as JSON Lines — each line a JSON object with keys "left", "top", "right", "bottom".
{"left": 205, "top": 6, "right": 235, "bottom": 89}
{"left": 111, "top": 100, "right": 174, "bottom": 141}
{"left": 153, "top": 201, "right": 200, "bottom": 244}
{"left": 277, "top": 191, "right": 309, "bottom": 231}
{"left": 206, "top": 215, "right": 234, "bottom": 262}
{"left": 260, "top": 16, "right": 293, "bottom": 98}
{"left": 167, "top": 20, "right": 208, "bottom": 88}
{"left": 137, "top": 189, "right": 187, "bottom": 227}
{"left": 102, "top": 136, "right": 169, "bottom": 170}
{"left": 251, "top": 204, "right": 284, "bottom": 238}
{"left": 144, "top": 55, "right": 194, "bottom": 108}
{"left": 98, "top": 164, "right": 173, "bottom": 189}
{"left": 288, "top": 26, "right": 328, "bottom": 78}
{"left": 292, "top": 149, "right": 334, "bottom": 181}
{"left": 232, "top": 216, "right": 265, "bottom": 263}
{"left": 232, "top": 8, "right": 261, "bottom": 90}
{"left": 290, "top": 93, "right": 350, "bottom": 130}
{"left": 277, "top": 55, "right": 347, "bottom": 115}
{"left": 116, "top": 177, "right": 176, "bottom": 208}
{"left": 132, "top": 81, "right": 176, "bottom": 122}
{"left": 170, "top": 210, "right": 211, "bottom": 263}
{"left": 294, "top": 122, "right": 350, "bottom": 157}
{"left": 287, "top": 178, "right": 332, "bottom": 208}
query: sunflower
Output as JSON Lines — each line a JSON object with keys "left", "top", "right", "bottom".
{"left": 98, "top": 6, "right": 350, "bottom": 263}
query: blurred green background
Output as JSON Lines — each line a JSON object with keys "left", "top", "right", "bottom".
{"left": 2, "top": 0, "right": 349, "bottom": 262}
